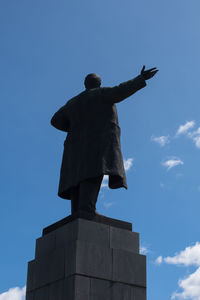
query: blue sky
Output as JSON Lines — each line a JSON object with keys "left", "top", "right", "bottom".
{"left": 0, "top": 0, "right": 200, "bottom": 299}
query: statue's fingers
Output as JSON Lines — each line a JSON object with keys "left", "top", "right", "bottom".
{"left": 143, "top": 69, "right": 158, "bottom": 75}
{"left": 150, "top": 70, "right": 158, "bottom": 77}
{"left": 146, "top": 67, "right": 157, "bottom": 72}
{"left": 141, "top": 65, "right": 145, "bottom": 73}
{"left": 153, "top": 70, "right": 159, "bottom": 74}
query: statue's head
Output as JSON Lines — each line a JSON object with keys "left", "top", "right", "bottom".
{"left": 84, "top": 73, "right": 101, "bottom": 90}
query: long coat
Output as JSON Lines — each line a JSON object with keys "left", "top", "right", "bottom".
{"left": 51, "top": 75, "right": 146, "bottom": 199}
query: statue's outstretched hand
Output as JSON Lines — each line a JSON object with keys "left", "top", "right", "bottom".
{"left": 140, "top": 65, "right": 158, "bottom": 80}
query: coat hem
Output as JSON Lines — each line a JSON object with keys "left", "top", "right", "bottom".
{"left": 58, "top": 172, "right": 127, "bottom": 200}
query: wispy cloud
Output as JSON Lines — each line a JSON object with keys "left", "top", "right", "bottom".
{"left": 164, "top": 242, "right": 200, "bottom": 267}
{"left": 188, "top": 127, "right": 200, "bottom": 149}
{"left": 0, "top": 286, "right": 26, "bottom": 300}
{"left": 156, "top": 243, "right": 200, "bottom": 300}
{"left": 140, "top": 246, "right": 150, "bottom": 255}
{"left": 151, "top": 135, "right": 170, "bottom": 147}
{"left": 176, "top": 121, "right": 195, "bottom": 136}
{"left": 175, "top": 121, "right": 200, "bottom": 149}
{"left": 152, "top": 120, "right": 200, "bottom": 150}
{"left": 162, "top": 157, "right": 184, "bottom": 171}
{"left": 193, "top": 136, "right": 200, "bottom": 149}
{"left": 124, "top": 158, "right": 134, "bottom": 171}
{"left": 155, "top": 256, "right": 163, "bottom": 265}
{"left": 101, "top": 158, "right": 134, "bottom": 188}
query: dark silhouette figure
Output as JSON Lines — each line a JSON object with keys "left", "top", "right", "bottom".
{"left": 51, "top": 66, "right": 158, "bottom": 215}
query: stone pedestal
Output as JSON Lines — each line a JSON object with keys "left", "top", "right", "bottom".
{"left": 26, "top": 213, "right": 146, "bottom": 300}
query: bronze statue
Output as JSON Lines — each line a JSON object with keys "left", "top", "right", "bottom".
{"left": 51, "top": 66, "right": 158, "bottom": 215}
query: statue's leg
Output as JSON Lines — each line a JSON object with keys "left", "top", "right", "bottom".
{"left": 78, "top": 175, "right": 103, "bottom": 214}
{"left": 71, "top": 185, "right": 80, "bottom": 214}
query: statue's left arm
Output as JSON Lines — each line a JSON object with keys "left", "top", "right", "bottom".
{"left": 102, "top": 66, "right": 158, "bottom": 104}
{"left": 51, "top": 104, "right": 70, "bottom": 132}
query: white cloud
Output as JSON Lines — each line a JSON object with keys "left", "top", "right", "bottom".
{"left": 162, "top": 158, "right": 184, "bottom": 171}
{"left": 140, "top": 246, "right": 150, "bottom": 255}
{"left": 155, "top": 256, "right": 163, "bottom": 265}
{"left": 124, "top": 158, "right": 134, "bottom": 171}
{"left": 164, "top": 242, "right": 200, "bottom": 267}
{"left": 151, "top": 135, "right": 170, "bottom": 147}
{"left": 188, "top": 127, "right": 200, "bottom": 137}
{"left": 101, "top": 158, "right": 134, "bottom": 188}
{"left": 0, "top": 286, "right": 26, "bottom": 300}
{"left": 172, "top": 267, "right": 200, "bottom": 300}
{"left": 176, "top": 121, "right": 195, "bottom": 136}
{"left": 193, "top": 136, "right": 200, "bottom": 148}
{"left": 188, "top": 127, "right": 200, "bottom": 149}
{"left": 156, "top": 243, "right": 200, "bottom": 300}
{"left": 152, "top": 120, "right": 200, "bottom": 150}
{"left": 194, "top": 128, "right": 200, "bottom": 135}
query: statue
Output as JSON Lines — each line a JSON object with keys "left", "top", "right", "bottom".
{"left": 51, "top": 66, "right": 158, "bottom": 215}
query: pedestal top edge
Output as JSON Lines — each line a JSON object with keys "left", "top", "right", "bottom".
{"left": 42, "top": 212, "right": 132, "bottom": 236}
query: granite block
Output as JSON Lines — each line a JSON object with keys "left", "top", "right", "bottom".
{"left": 65, "top": 243, "right": 76, "bottom": 277}
{"left": 73, "top": 293, "right": 90, "bottom": 300}
{"left": 35, "top": 247, "right": 65, "bottom": 289}
{"left": 90, "top": 278, "right": 111, "bottom": 300}
{"left": 74, "top": 240, "right": 112, "bottom": 280}
{"left": 63, "top": 275, "right": 90, "bottom": 300}
{"left": 110, "top": 227, "right": 139, "bottom": 253}
{"left": 26, "top": 291, "right": 35, "bottom": 300}
{"left": 74, "top": 275, "right": 90, "bottom": 296}
{"left": 43, "top": 213, "right": 132, "bottom": 235}
{"left": 111, "top": 283, "right": 132, "bottom": 300}
{"left": 113, "top": 249, "right": 146, "bottom": 287}
{"left": 34, "top": 286, "right": 49, "bottom": 300}
{"left": 77, "top": 219, "right": 110, "bottom": 247}
{"left": 56, "top": 221, "right": 77, "bottom": 248}
{"left": 56, "top": 218, "right": 110, "bottom": 248}
{"left": 63, "top": 276, "right": 74, "bottom": 300}
{"left": 35, "top": 231, "right": 56, "bottom": 258}
{"left": 26, "top": 260, "right": 36, "bottom": 292}
{"left": 27, "top": 217, "right": 146, "bottom": 300}
{"left": 132, "top": 286, "right": 146, "bottom": 300}
{"left": 49, "top": 280, "right": 64, "bottom": 300}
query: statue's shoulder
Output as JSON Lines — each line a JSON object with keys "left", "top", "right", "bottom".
{"left": 65, "top": 91, "right": 86, "bottom": 106}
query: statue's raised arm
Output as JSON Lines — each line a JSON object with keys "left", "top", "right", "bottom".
{"left": 101, "top": 65, "right": 158, "bottom": 104}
